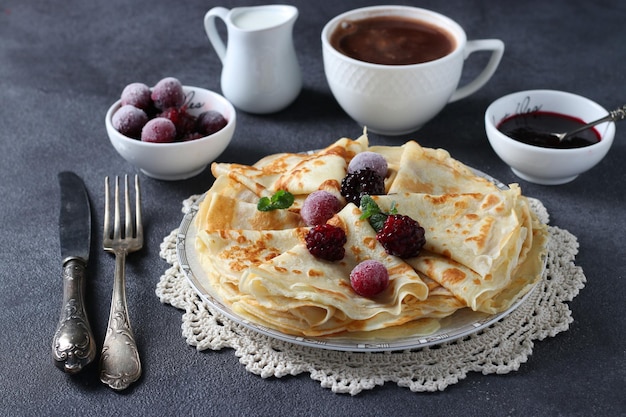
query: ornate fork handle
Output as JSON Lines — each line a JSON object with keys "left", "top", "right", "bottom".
{"left": 100, "top": 249, "right": 141, "bottom": 390}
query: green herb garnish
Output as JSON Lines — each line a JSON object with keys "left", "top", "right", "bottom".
{"left": 257, "top": 190, "right": 295, "bottom": 211}
{"left": 359, "top": 195, "right": 396, "bottom": 232}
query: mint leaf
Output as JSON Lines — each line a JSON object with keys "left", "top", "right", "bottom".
{"left": 257, "top": 196, "right": 272, "bottom": 211}
{"left": 257, "top": 190, "right": 295, "bottom": 211}
{"left": 271, "top": 189, "right": 295, "bottom": 209}
{"left": 359, "top": 195, "right": 381, "bottom": 220}
{"left": 369, "top": 212, "right": 388, "bottom": 233}
{"left": 359, "top": 195, "right": 387, "bottom": 232}
{"left": 358, "top": 195, "right": 397, "bottom": 232}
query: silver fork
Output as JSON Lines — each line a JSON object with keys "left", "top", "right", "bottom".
{"left": 100, "top": 175, "right": 143, "bottom": 390}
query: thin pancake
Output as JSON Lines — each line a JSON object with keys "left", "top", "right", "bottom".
{"left": 196, "top": 193, "right": 304, "bottom": 231}
{"left": 193, "top": 133, "right": 549, "bottom": 338}
{"left": 387, "top": 141, "right": 499, "bottom": 194}
{"left": 235, "top": 204, "right": 432, "bottom": 336}
{"left": 196, "top": 227, "right": 307, "bottom": 302}
{"left": 372, "top": 186, "right": 525, "bottom": 278}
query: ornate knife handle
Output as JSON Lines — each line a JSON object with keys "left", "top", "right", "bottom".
{"left": 51, "top": 258, "right": 96, "bottom": 373}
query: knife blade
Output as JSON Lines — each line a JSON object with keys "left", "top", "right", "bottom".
{"left": 51, "top": 172, "right": 96, "bottom": 373}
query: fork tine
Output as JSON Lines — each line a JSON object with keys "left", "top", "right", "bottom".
{"left": 134, "top": 175, "right": 143, "bottom": 242}
{"left": 103, "top": 176, "right": 111, "bottom": 240}
{"left": 124, "top": 175, "right": 132, "bottom": 239}
{"left": 113, "top": 176, "right": 121, "bottom": 240}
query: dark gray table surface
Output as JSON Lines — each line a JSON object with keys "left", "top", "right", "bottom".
{"left": 1, "top": 0, "right": 624, "bottom": 416}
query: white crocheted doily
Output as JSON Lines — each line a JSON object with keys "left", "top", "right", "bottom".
{"left": 156, "top": 196, "right": 586, "bottom": 395}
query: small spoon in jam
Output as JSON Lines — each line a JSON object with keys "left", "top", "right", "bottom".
{"left": 553, "top": 104, "right": 626, "bottom": 142}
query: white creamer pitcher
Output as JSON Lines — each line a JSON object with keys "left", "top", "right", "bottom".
{"left": 204, "top": 5, "right": 302, "bottom": 114}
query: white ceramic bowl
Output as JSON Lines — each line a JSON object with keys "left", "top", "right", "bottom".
{"left": 106, "top": 86, "right": 236, "bottom": 180}
{"left": 485, "top": 90, "right": 615, "bottom": 185}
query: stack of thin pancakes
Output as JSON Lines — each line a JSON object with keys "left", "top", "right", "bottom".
{"left": 194, "top": 134, "right": 548, "bottom": 339}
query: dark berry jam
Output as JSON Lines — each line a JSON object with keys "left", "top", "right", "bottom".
{"left": 497, "top": 111, "right": 600, "bottom": 149}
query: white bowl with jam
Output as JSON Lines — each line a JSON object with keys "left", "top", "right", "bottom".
{"left": 485, "top": 89, "right": 615, "bottom": 185}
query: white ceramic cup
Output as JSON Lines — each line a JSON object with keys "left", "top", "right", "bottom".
{"left": 321, "top": 6, "right": 504, "bottom": 135}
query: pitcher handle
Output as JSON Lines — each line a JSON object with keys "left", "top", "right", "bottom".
{"left": 449, "top": 39, "right": 505, "bottom": 103}
{"left": 204, "top": 7, "right": 230, "bottom": 63}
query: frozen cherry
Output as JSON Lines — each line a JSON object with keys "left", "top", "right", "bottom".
{"left": 158, "top": 107, "right": 197, "bottom": 140}
{"left": 300, "top": 190, "right": 342, "bottom": 226}
{"left": 112, "top": 105, "right": 148, "bottom": 139}
{"left": 141, "top": 117, "right": 177, "bottom": 143}
{"left": 120, "top": 82, "right": 152, "bottom": 111}
{"left": 196, "top": 110, "right": 227, "bottom": 136}
{"left": 348, "top": 152, "right": 388, "bottom": 178}
{"left": 151, "top": 77, "right": 185, "bottom": 110}
{"left": 349, "top": 260, "right": 389, "bottom": 297}
{"left": 181, "top": 132, "right": 205, "bottom": 142}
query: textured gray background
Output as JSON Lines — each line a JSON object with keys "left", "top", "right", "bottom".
{"left": 0, "top": 0, "right": 624, "bottom": 416}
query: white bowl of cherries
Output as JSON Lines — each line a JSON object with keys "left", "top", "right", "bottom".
{"left": 105, "top": 77, "right": 236, "bottom": 180}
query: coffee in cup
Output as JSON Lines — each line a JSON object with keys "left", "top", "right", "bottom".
{"left": 330, "top": 15, "right": 456, "bottom": 66}
{"left": 321, "top": 6, "right": 505, "bottom": 135}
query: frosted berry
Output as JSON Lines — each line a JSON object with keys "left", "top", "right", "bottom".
{"left": 305, "top": 224, "right": 347, "bottom": 261}
{"left": 300, "top": 191, "right": 342, "bottom": 226}
{"left": 376, "top": 214, "right": 426, "bottom": 258}
{"left": 151, "top": 77, "right": 185, "bottom": 110}
{"left": 181, "top": 132, "right": 205, "bottom": 142}
{"left": 112, "top": 105, "right": 148, "bottom": 139}
{"left": 120, "top": 82, "right": 152, "bottom": 111}
{"left": 196, "top": 110, "right": 227, "bottom": 136}
{"left": 348, "top": 152, "right": 388, "bottom": 178}
{"left": 340, "top": 168, "right": 385, "bottom": 206}
{"left": 350, "top": 260, "right": 389, "bottom": 297}
{"left": 141, "top": 117, "right": 177, "bottom": 143}
{"left": 113, "top": 77, "right": 226, "bottom": 143}
{"left": 158, "top": 107, "right": 197, "bottom": 140}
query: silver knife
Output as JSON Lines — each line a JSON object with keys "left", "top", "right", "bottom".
{"left": 51, "top": 172, "right": 96, "bottom": 373}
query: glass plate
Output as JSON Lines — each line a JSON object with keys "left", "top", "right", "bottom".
{"left": 176, "top": 168, "right": 540, "bottom": 352}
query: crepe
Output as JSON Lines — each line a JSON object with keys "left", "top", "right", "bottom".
{"left": 194, "top": 133, "right": 548, "bottom": 338}
{"left": 378, "top": 140, "right": 500, "bottom": 195}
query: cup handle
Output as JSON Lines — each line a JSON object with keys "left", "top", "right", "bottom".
{"left": 204, "top": 7, "right": 230, "bottom": 63}
{"left": 449, "top": 39, "right": 505, "bottom": 102}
